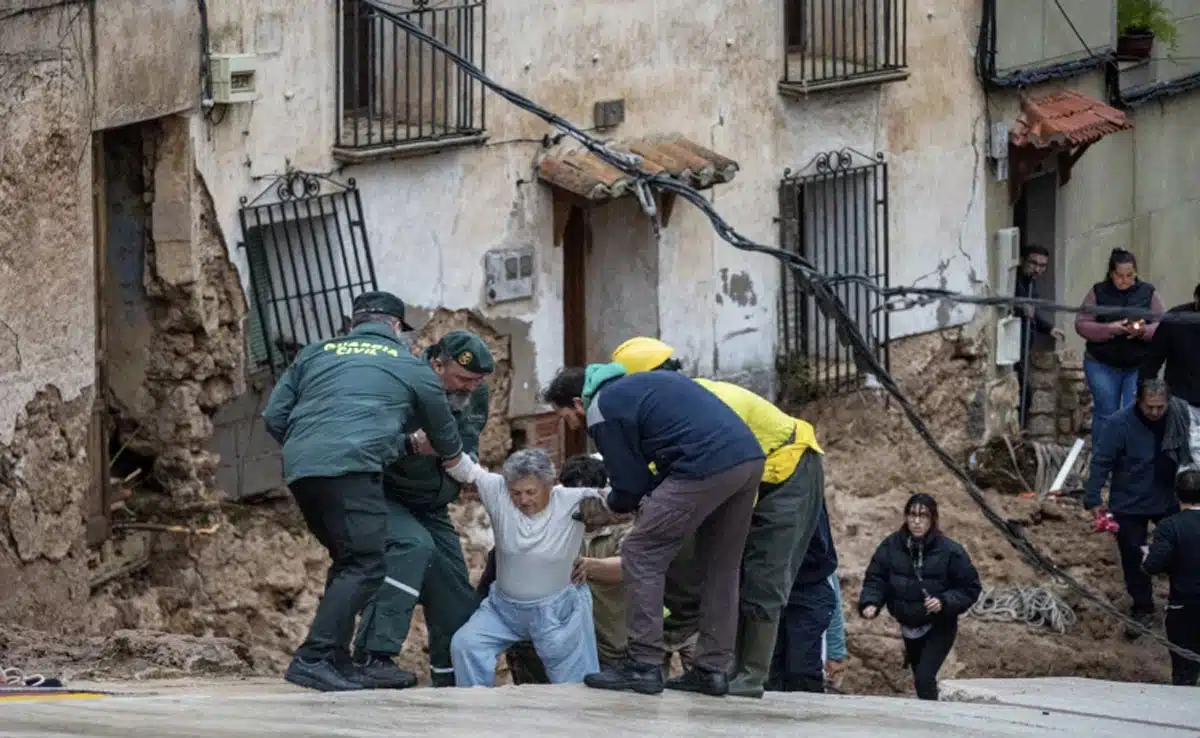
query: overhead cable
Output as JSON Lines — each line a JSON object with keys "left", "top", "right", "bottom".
{"left": 370, "top": 0, "right": 1200, "bottom": 665}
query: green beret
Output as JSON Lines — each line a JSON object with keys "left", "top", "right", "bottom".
{"left": 435, "top": 330, "right": 494, "bottom": 374}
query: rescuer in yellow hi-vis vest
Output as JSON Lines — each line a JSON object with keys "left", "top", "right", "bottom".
{"left": 612, "top": 336, "right": 826, "bottom": 699}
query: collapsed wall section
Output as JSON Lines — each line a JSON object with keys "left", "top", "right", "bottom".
{"left": 0, "top": 2, "right": 101, "bottom": 630}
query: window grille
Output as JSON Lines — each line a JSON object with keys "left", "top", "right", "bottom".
{"left": 238, "top": 173, "right": 378, "bottom": 376}
{"left": 778, "top": 149, "right": 891, "bottom": 401}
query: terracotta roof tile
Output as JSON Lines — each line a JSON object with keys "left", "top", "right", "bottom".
{"left": 536, "top": 134, "right": 739, "bottom": 201}
{"left": 1010, "top": 90, "right": 1132, "bottom": 149}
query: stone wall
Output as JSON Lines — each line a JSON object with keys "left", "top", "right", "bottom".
{"left": 1024, "top": 347, "right": 1091, "bottom": 443}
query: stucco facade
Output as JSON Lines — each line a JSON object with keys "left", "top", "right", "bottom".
{"left": 197, "top": 0, "right": 987, "bottom": 410}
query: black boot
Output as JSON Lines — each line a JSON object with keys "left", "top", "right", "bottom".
{"left": 352, "top": 654, "right": 418, "bottom": 689}
{"left": 284, "top": 656, "right": 365, "bottom": 692}
{"left": 665, "top": 667, "right": 729, "bottom": 697}
{"left": 431, "top": 670, "right": 456, "bottom": 688}
{"left": 584, "top": 659, "right": 664, "bottom": 695}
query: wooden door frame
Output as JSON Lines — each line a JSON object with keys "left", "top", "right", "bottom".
{"left": 87, "top": 131, "right": 112, "bottom": 546}
{"left": 561, "top": 205, "right": 590, "bottom": 458}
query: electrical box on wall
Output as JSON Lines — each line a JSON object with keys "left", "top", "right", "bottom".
{"left": 210, "top": 53, "right": 259, "bottom": 104}
{"left": 485, "top": 247, "right": 535, "bottom": 305}
{"left": 593, "top": 99, "right": 625, "bottom": 129}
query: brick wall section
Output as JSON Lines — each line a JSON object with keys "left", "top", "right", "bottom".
{"left": 509, "top": 412, "right": 565, "bottom": 469}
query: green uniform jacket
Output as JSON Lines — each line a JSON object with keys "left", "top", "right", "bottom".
{"left": 384, "top": 382, "right": 489, "bottom": 511}
{"left": 263, "top": 324, "right": 463, "bottom": 484}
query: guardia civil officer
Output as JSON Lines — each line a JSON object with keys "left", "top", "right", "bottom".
{"left": 263, "top": 291, "right": 485, "bottom": 692}
{"left": 353, "top": 330, "right": 494, "bottom": 688}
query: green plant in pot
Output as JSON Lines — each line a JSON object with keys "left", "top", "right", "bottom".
{"left": 1117, "top": 0, "right": 1179, "bottom": 60}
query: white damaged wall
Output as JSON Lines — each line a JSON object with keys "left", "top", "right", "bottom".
{"left": 193, "top": 0, "right": 988, "bottom": 407}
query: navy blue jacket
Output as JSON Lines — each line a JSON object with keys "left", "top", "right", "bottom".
{"left": 584, "top": 367, "right": 764, "bottom": 513}
{"left": 1084, "top": 405, "right": 1180, "bottom": 516}
{"left": 790, "top": 500, "right": 839, "bottom": 596}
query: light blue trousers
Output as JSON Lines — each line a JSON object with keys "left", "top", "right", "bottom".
{"left": 450, "top": 583, "right": 599, "bottom": 687}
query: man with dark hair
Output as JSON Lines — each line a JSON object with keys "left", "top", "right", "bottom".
{"left": 544, "top": 363, "right": 764, "bottom": 697}
{"left": 263, "top": 291, "right": 486, "bottom": 692}
{"left": 1014, "top": 245, "right": 1065, "bottom": 429}
{"left": 1141, "top": 281, "right": 1200, "bottom": 408}
{"left": 352, "top": 330, "right": 494, "bottom": 689}
{"left": 1142, "top": 468, "right": 1200, "bottom": 686}
{"left": 1085, "top": 377, "right": 1181, "bottom": 634}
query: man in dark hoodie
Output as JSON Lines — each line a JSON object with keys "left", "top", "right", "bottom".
{"left": 1013, "top": 245, "right": 1066, "bottom": 429}
{"left": 1085, "top": 377, "right": 1181, "bottom": 634}
{"left": 544, "top": 363, "right": 764, "bottom": 697}
{"left": 1141, "top": 281, "right": 1200, "bottom": 409}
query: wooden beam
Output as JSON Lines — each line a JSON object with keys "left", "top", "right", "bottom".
{"left": 1057, "top": 142, "right": 1093, "bottom": 187}
{"left": 550, "top": 189, "right": 594, "bottom": 247}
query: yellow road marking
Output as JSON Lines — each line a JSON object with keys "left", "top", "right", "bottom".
{"left": 0, "top": 693, "right": 106, "bottom": 703}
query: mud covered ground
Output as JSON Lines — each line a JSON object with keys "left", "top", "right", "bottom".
{"left": 0, "top": 332, "right": 1171, "bottom": 692}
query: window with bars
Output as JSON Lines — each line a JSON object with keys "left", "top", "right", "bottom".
{"left": 239, "top": 173, "right": 378, "bottom": 376}
{"left": 337, "top": 0, "right": 487, "bottom": 154}
{"left": 777, "top": 149, "right": 890, "bottom": 403}
{"left": 781, "top": 0, "right": 909, "bottom": 93}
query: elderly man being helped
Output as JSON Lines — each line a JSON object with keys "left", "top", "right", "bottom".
{"left": 450, "top": 448, "right": 604, "bottom": 686}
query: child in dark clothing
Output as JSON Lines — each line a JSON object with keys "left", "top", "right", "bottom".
{"left": 1143, "top": 468, "right": 1200, "bottom": 686}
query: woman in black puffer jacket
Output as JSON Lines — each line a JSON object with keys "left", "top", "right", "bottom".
{"left": 857, "top": 493, "right": 982, "bottom": 700}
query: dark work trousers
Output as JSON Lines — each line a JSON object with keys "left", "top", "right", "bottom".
{"left": 1113, "top": 513, "right": 1170, "bottom": 614}
{"left": 1165, "top": 605, "right": 1200, "bottom": 686}
{"left": 740, "top": 452, "right": 826, "bottom": 624}
{"left": 621, "top": 458, "right": 764, "bottom": 673}
{"left": 1015, "top": 360, "right": 1033, "bottom": 431}
{"left": 353, "top": 500, "right": 476, "bottom": 679}
{"left": 766, "top": 576, "right": 835, "bottom": 693}
{"left": 903, "top": 620, "right": 958, "bottom": 701}
{"left": 289, "top": 472, "right": 387, "bottom": 663}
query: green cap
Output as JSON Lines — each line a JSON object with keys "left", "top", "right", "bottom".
{"left": 351, "top": 291, "right": 415, "bottom": 331}
{"left": 434, "top": 330, "right": 494, "bottom": 374}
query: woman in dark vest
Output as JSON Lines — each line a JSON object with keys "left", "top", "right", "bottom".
{"left": 1074, "top": 248, "right": 1164, "bottom": 446}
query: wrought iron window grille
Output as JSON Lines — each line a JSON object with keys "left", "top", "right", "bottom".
{"left": 777, "top": 148, "right": 891, "bottom": 402}
{"left": 781, "top": 0, "right": 909, "bottom": 93}
{"left": 238, "top": 172, "right": 379, "bottom": 377}
{"left": 338, "top": 0, "right": 487, "bottom": 151}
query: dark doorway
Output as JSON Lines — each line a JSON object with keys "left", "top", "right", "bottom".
{"left": 1013, "top": 170, "right": 1059, "bottom": 335}
{"left": 561, "top": 205, "right": 589, "bottom": 458}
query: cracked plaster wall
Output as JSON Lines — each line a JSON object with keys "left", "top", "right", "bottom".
{"left": 193, "top": 0, "right": 988, "bottom": 415}
{"left": 0, "top": 0, "right": 242, "bottom": 627}
{"left": 0, "top": 2, "right": 98, "bottom": 628}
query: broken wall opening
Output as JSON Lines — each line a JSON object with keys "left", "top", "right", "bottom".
{"left": 91, "top": 113, "right": 247, "bottom": 539}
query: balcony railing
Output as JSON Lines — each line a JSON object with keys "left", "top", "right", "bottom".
{"left": 781, "top": 0, "right": 909, "bottom": 94}
{"left": 337, "top": 0, "right": 487, "bottom": 156}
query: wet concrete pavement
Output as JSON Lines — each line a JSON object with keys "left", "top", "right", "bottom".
{"left": 1, "top": 678, "right": 1197, "bottom": 737}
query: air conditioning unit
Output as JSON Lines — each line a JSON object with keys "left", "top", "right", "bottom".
{"left": 209, "top": 53, "right": 258, "bottom": 105}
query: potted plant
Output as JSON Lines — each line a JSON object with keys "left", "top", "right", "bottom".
{"left": 1117, "top": 0, "right": 1179, "bottom": 60}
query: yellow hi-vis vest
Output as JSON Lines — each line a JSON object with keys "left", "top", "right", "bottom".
{"left": 694, "top": 378, "right": 823, "bottom": 486}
